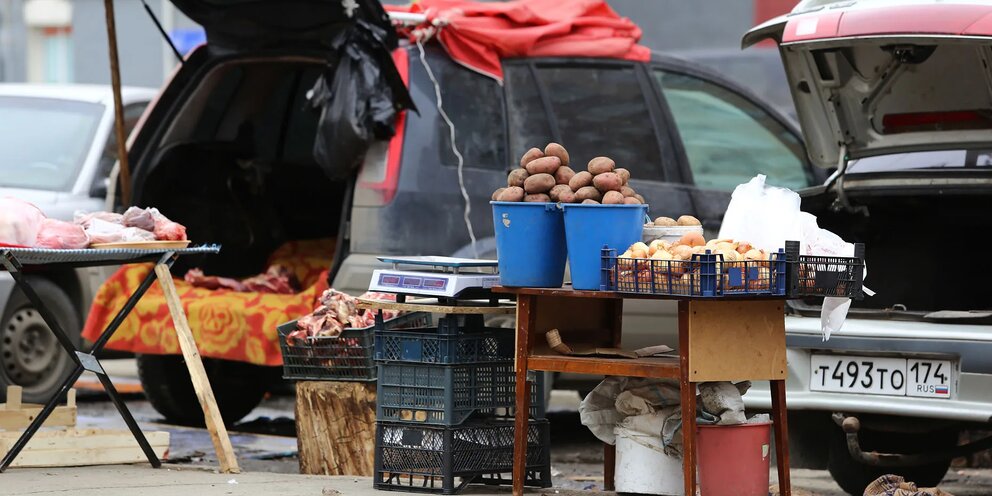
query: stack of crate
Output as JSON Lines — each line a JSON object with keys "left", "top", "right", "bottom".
{"left": 372, "top": 312, "right": 551, "bottom": 494}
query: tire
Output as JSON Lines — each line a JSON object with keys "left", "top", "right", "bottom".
{"left": 137, "top": 354, "right": 276, "bottom": 426}
{"left": 827, "top": 422, "right": 956, "bottom": 495}
{"left": 0, "top": 277, "right": 80, "bottom": 404}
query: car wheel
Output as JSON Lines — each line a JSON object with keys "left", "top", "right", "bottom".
{"left": 137, "top": 354, "right": 277, "bottom": 426}
{"left": 0, "top": 277, "right": 80, "bottom": 403}
{"left": 827, "top": 422, "right": 956, "bottom": 495}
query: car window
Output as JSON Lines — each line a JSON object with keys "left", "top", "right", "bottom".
{"left": 97, "top": 101, "right": 149, "bottom": 182}
{"left": 427, "top": 50, "right": 507, "bottom": 169}
{"left": 0, "top": 96, "right": 103, "bottom": 191}
{"left": 848, "top": 149, "right": 992, "bottom": 173}
{"left": 654, "top": 69, "right": 809, "bottom": 191}
{"left": 504, "top": 64, "right": 554, "bottom": 165}
{"left": 534, "top": 64, "right": 665, "bottom": 180}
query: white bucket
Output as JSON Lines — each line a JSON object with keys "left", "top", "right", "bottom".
{"left": 614, "top": 425, "right": 685, "bottom": 496}
{"left": 642, "top": 225, "right": 703, "bottom": 245}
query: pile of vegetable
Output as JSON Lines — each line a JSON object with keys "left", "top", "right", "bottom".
{"left": 492, "top": 143, "right": 646, "bottom": 204}
{"left": 647, "top": 215, "right": 701, "bottom": 227}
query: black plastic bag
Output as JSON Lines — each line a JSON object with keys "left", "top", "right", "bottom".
{"left": 311, "top": 18, "right": 415, "bottom": 180}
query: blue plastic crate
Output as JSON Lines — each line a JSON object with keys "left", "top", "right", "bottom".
{"left": 374, "top": 315, "right": 514, "bottom": 364}
{"left": 376, "top": 362, "right": 545, "bottom": 425}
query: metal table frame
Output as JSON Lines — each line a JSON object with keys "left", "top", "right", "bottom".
{"left": 0, "top": 246, "right": 219, "bottom": 472}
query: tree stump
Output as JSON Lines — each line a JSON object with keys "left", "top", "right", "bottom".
{"left": 295, "top": 381, "right": 376, "bottom": 476}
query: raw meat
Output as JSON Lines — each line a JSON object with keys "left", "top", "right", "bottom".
{"left": 0, "top": 198, "right": 46, "bottom": 246}
{"left": 122, "top": 206, "right": 156, "bottom": 231}
{"left": 149, "top": 208, "right": 187, "bottom": 241}
{"left": 74, "top": 211, "right": 124, "bottom": 228}
{"left": 85, "top": 218, "right": 156, "bottom": 244}
{"left": 184, "top": 268, "right": 246, "bottom": 292}
{"left": 292, "top": 290, "right": 400, "bottom": 341}
{"left": 184, "top": 265, "right": 300, "bottom": 294}
{"left": 34, "top": 219, "right": 90, "bottom": 249}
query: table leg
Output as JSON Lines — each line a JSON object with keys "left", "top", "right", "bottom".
{"left": 604, "top": 443, "right": 616, "bottom": 491}
{"left": 96, "top": 373, "right": 161, "bottom": 467}
{"left": 771, "top": 379, "right": 791, "bottom": 496}
{"left": 678, "top": 301, "right": 697, "bottom": 496}
{"left": 512, "top": 295, "right": 534, "bottom": 496}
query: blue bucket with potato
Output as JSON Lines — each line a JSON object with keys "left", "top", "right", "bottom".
{"left": 562, "top": 203, "right": 648, "bottom": 290}
{"left": 491, "top": 201, "right": 567, "bottom": 287}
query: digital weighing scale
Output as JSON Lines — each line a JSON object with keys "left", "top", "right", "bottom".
{"left": 369, "top": 256, "right": 501, "bottom": 299}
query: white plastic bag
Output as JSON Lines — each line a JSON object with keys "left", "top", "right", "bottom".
{"left": 0, "top": 198, "right": 46, "bottom": 246}
{"left": 718, "top": 174, "right": 803, "bottom": 252}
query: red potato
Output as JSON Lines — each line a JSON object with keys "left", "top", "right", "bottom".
{"left": 554, "top": 166, "right": 576, "bottom": 185}
{"left": 519, "top": 147, "right": 544, "bottom": 167}
{"left": 593, "top": 172, "right": 623, "bottom": 193}
{"left": 524, "top": 193, "right": 552, "bottom": 202}
{"left": 525, "top": 156, "right": 561, "bottom": 175}
{"left": 581, "top": 199, "right": 601, "bottom": 205}
{"left": 544, "top": 142, "right": 570, "bottom": 167}
{"left": 602, "top": 191, "right": 625, "bottom": 204}
{"left": 507, "top": 169, "right": 529, "bottom": 187}
{"left": 575, "top": 186, "right": 603, "bottom": 202}
{"left": 615, "top": 168, "right": 631, "bottom": 184}
{"left": 497, "top": 186, "right": 525, "bottom": 202}
{"left": 634, "top": 194, "right": 646, "bottom": 204}
{"left": 549, "top": 184, "right": 572, "bottom": 202}
{"left": 623, "top": 197, "right": 642, "bottom": 205}
{"left": 587, "top": 156, "right": 616, "bottom": 175}
{"left": 492, "top": 188, "right": 506, "bottom": 201}
{"left": 558, "top": 190, "right": 577, "bottom": 203}
{"left": 523, "top": 173, "right": 555, "bottom": 193}
{"left": 620, "top": 186, "right": 636, "bottom": 198}
{"left": 568, "top": 170, "right": 593, "bottom": 190}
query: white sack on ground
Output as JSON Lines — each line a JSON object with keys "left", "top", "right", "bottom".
{"left": 698, "top": 381, "right": 750, "bottom": 425}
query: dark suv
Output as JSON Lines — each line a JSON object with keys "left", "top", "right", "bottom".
{"left": 118, "top": 0, "right": 821, "bottom": 422}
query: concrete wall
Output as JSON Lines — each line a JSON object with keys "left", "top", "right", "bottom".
{"left": 0, "top": 0, "right": 27, "bottom": 81}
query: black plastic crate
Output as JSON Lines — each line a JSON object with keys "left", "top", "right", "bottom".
{"left": 374, "top": 418, "right": 552, "bottom": 494}
{"left": 374, "top": 315, "right": 514, "bottom": 364}
{"left": 377, "top": 363, "right": 545, "bottom": 425}
{"left": 600, "top": 246, "right": 789, "bottom": 297}
{"left": 789, "top": 240, "right": 866, "bottom": 299}
{"left": 277, "top": 312, "right": 431, "bottom": 381}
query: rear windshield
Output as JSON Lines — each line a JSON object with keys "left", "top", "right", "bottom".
{"left": 848, "top": 149, "right": 992, "bottom": 173}
{"left": 0, "top": 96, "right": 103, "bottom": 191}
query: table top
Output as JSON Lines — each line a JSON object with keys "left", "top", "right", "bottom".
{"left": 0, "top": 245, "right": 220, "bottom": 269}
{"left": 493, "top": 285, "right": 789, "bottom": 301}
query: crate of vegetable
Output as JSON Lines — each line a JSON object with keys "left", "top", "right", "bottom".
{"left": 277, "top": 290, "right": 430, "bottom": 381}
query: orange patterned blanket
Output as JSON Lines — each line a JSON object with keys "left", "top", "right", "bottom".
{"left": 80, "top": 239, "right": 334, "bottom": 366}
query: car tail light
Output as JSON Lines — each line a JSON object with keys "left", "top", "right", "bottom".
{"left": 356, "top": 49, "right": 409, "bottom": 206}
{"left": 882, "top": 110, "right": 992, "bottom": 134}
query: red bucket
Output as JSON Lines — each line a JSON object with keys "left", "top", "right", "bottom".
{"left": 696, "top": 422, "right": 772, "bottom": 496}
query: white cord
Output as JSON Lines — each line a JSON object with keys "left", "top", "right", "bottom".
{"left": 416, "top": 37, "right": 478, "bottom": 258}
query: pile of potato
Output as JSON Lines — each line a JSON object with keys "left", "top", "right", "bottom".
{"left": 492, "top": 143, "right": 646, "bottom": 204}
{"left": 615, "top": 231, "right": 775, "bottom": 292}
{"left": 648, "top": 215, "right": 701, "bottom": 227}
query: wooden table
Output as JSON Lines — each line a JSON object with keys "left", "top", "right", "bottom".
{"left": 496, "top": 286, "right": 791, "bottom": 496}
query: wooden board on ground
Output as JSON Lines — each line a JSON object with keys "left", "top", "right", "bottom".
{"left": 357, "top": 298, "right": 516, "bottom": 315}
{"left": 0, "top": 428, "right": 169, "bottom": 468}
{"left": 0, "top": 386, "right": 76, "bottom": 430}
{"left": 296, "top": 381, "right": 376, "bottom": 476}
{"left": 686, "top": 299, "right": 787, "bottom": 382}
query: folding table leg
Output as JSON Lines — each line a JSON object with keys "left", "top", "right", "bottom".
{"left": 97, "top": 373, "right": 161, "bottom": 467}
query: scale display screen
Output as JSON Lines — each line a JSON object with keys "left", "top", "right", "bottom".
{"left": 376, "top": 273, "right": 449, "bottom": 292}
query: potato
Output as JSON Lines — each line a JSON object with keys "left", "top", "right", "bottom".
{"left": 549, "top": 184, "right": 572, "bottom": 202}
{"left": 525, "top": 156, "right": 561, "bottom": 175}
{"left": 593, "top": 172, "right": 623, "bottom": 193}
{"left": 497, "top": 186, "right": 525, "bottom": 202}
{"left": 554, "top": 166, "right": 575, "bottom": 185}
{"left": 568, "top": 170, "right": 594, "bottom": 190}
{"left": 634, "top": 194, "right": 646, "bottom": 204}
{"left": 677, "top": 215, "right": 701, "bottom": 226}
{"left": 524, "top": 193, "right": 552, "bottom": 203}
{"left": 507, "top": 169, "right": 529, "bottom": 188}
{"left": 581, "top": 199, "right": 600, "bottom": 205}
{"left": 654, "top": 216, "right": 677, "bottom": 226}
{"left": 587, "top": 156, "right": 616, "bottom": 175}
{"left": 620, "top": 186, "right": 636, "bottom": 198}
{"left": 575, "top": 186, "right": 603, "bottom": 202}
{"left": 615, "top": 168, "right": 631, "bottom": 184}
{"left": 544, "top": 142, "right": 570, "bottom": 167}
{"left": 602, "top": 191, "right": 625, "bottom": 204}
{"left": 519, "top": 147, "right": 544, "bottom": 167}
{"left": 622, "top": 197, "right": 642, "bottom": 204}
{"left": 492, "top": 188, "right": 506, "bottom": 201}
{"left": 523, "top": 173, "right": 555, "bottom": 193}
{"left": 558, "top": 190, "right": 577, "bottom": 203}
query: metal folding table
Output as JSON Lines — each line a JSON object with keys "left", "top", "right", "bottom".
{"left": 0, "top": 246, "right": 228, "bottom": 472}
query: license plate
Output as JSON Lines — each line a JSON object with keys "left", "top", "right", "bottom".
{"left": 810, "top": 354, "right": 955, "bottom": 399}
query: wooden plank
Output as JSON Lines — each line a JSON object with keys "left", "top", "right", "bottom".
{"left": 771, "top": 379, "right": 792, "bottom": 496}
{"left": 1, "top": 387, "right": 77, "bottom": 430}
{"left": 686, "top": 299, "right": 787, "bottom": 382}
{"left": 295, "top": 381, "right": 376, "bottom": 476}
{"left": 678, "top": 301, "right": 697, "bottom": 496}
{"left": 533, "top": 296, "right": 618, "bottom": 350}
{"left": 155, "top": 264, "right": 240, "bottom": 474}
{"left": 527, "top": 355, "right": 679, "bottom": 378}
{"left": 603, "top": 443, "right": 616, "bottom": 491}
{"left": 512, "top": 295, "right": 534, "bottom": 496}
{"left": 356, "top": 298, "right": 515, "bottom": 314}
{"left": 0, "top": 429, "right": 169, "bottom": 468}
{"left": 5, "top": 386, "right": 21, "bottom": 410}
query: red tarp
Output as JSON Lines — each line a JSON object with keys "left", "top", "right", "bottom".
{"left": 386, "top": 0, "right": 651, "bottom": 81}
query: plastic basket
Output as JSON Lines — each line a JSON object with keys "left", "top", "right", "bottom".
{"left": 491, "top": 201, "right": 567, "bottom": 288}
{"left": 600, "top": 246, "right": 789, "bottom": 297}
{"left": 374, "top": 315, "right": 514, "bottom": 364}
{"left": 376, "top": 363, "right": 545, "bottom": 425}
{"left": 790, "top": 240, "right": 866, "bottom": 299}
{"left": 374, "top": 419, "right": 552, "bottom": 494}
{"left": 277, "top": 312, "right": 431, "bottom": 381}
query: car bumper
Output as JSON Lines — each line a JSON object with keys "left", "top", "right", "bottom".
{"left": 744, "top": 315, "right": 992, "bottom": 424}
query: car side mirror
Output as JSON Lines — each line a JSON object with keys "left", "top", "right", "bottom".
{"left": 90, "top": 177, "right": 109, "bottom": 199}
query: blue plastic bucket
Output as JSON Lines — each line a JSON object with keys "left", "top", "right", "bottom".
{"left": 562, "top": 204, "right": 648, "bottom": 290}
{"left": 491, "top": 201, "right": 567, "bottom": 287}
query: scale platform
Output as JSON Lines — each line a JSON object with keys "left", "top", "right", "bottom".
{"left": 370, "top": 256, "right": 501, "bottom": 299}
